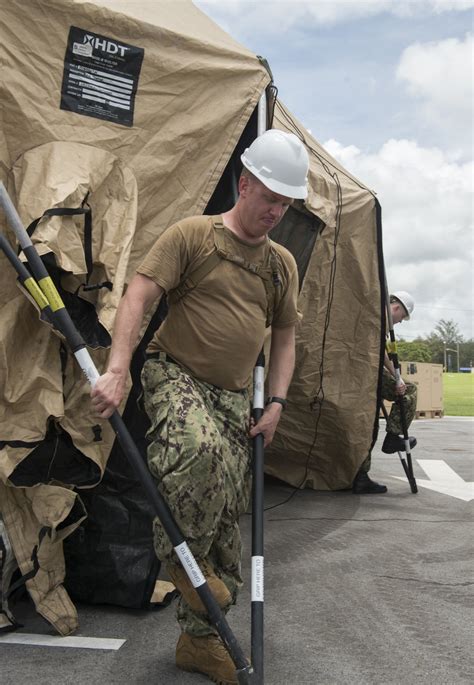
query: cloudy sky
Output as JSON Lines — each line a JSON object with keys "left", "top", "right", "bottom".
{"left": 195, "top": 0, "right": 473, "bottom": 340}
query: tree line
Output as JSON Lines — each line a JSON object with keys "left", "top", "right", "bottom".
{"left": 396, "top": 319, "right": 473, "bottom": 370}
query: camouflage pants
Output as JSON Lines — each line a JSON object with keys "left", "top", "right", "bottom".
{"left": 141, "top": 356, "right": 251, "bottom": 636}
{"left": 361, "top": 369, "right": 417, "bottom": 473}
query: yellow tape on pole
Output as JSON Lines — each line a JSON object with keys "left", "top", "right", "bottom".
{"left": 23, "top": 277, "right": 50, "bottom": 310}
{"left": 38, "top": 276, "right": 64, "bottom": 312}
{"left": 386, "top": 341, "right": 397, "bottom": 355}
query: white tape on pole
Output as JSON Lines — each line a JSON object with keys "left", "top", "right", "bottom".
{"left": 0, "top": 182, "right": 33, "bottom": 250}
{"left": 174, "top": 542, "right": 206, "bottom": 587}
{"left": 74, "top": 347, "right": 101, "bottom": 386}
{"left": 251, "top": 556, "right": 264, "bottom": 602}
{"left": 257, "top": 91, "right": 267, "bottom": 136}
{"left": 253, "top": 366, "right": 265, "bottom": 409}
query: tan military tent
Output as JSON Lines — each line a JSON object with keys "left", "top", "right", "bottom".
{"left": 266, "top": 101, "right": 384, "bottom": 490}
{"left": 0, "top": 0, "right": 271, "bottom": 485}
{"left": 0, "top": 0, "right": 384, "bottom": 629}
{"left": 0, "top": 0, "right": 272, "bottom": 633}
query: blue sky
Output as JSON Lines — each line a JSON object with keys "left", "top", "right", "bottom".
{"left": 195, "top": 0, "right": 473, "bottom": 341}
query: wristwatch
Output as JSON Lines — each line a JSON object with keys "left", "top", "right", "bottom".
{"left": 265, "top": 396, "right": 287, "bottom": 410}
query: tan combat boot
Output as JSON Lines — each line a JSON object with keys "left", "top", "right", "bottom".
{"left": 166, "top": 559, "right": 231, "bottom": 613}
{"left": 176, "top": 632, "right": 238, "bottom": 684}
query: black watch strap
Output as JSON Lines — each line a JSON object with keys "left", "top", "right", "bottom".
{"left": 265, "top": 396, "right": 287, "bottom": 410}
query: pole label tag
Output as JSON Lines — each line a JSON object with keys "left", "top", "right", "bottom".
{"left": 251, "top": 556, "right": 264, "bottom": 602}
{"left": 175, "top": 543, "right": 206, "bottom": 588}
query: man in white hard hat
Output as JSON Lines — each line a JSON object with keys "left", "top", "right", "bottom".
{"left": 91, "top": 129, "right": 309, "bottom": 683}
{"left": 353, "top": 291, "right": 418, "bottom": 494}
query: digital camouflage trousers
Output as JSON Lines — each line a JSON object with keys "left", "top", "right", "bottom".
{"left": 361, "top": 369, "right": 417, "bottom": 473}
{"left": 141, "top": 356, "right": 251, "bottom": 636}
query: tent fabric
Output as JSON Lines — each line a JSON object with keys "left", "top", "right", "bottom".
{"left": 0, "top": 0, "right": 270, "bottom": 624}
{"left": 0, "top": 0, "right": 269, "bottom": 270}
{"left": 0, "top": 0, "right": 269, "bottom": 479}
{"left": 12, "top": 141, "right": 138, "bottom": 335}
{"left": 0, "top": 480, "right": 87, "bottom": 635}
{"left": 265, "top": 101, "right": 384, "bottom": 490}
{"left": 1, "top": 141, "right": 137, "bottom": 484}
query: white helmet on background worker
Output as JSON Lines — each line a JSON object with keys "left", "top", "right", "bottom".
{"left": 391, "top": 291, "right": 415, "bottom": 320}
{"left": 241, "top": 129, "right": 309, "bottom": 200}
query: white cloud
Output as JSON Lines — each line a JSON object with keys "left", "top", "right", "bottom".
{"left": 324, "top": 137, "right": 474, "bottom": 338}
{"left": 396, "top": 33, "right": 473, "bottom": 146}
{"left": 194, "top": 0, "right": 474, "bottom": 338}
{"left": 195, "top": 0, "right": 474, "bottom": 32}
{"left": 430, "top": 0, "right": 474, "bottom": 10}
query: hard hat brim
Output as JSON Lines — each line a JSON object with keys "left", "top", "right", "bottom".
{"left": 259, "top": 174, "right": 308, "bottom": 200}
{"left": 242, "top": 159, "right": 308, "bottom": 200}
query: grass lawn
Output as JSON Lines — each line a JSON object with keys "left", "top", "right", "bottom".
{"left": 443, "top": 373, "right": 474, "bottom": 416}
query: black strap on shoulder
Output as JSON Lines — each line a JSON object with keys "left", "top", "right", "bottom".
{"left": 168, "top": 216, "right": 282, "bottom": 326}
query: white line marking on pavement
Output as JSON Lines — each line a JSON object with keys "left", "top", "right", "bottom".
{"left": 0, "top": 632, "right": 126, "bottom": 650}
{"left": 415, "top": 416, "right": 474, "bottom": 422}
{"left": 395, "top": 459, "right": 474, "bottom": 501}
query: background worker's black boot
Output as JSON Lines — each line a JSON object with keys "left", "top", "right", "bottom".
{"left": 382, "top": 433, "right": 417, "bottom": 454}
{"left": 352, "top": 471, "right": 387, "bottom": 494}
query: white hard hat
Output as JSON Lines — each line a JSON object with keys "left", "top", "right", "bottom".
{"left": 241, "top": 129, "right": 309, "bottom": 200}
{"left": 391, "top": 291, "right": 415, "bottom": 320}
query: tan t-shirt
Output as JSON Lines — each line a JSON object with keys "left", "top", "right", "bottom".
{"left": 137, "top": 215, "right": 299, "bottom": 390}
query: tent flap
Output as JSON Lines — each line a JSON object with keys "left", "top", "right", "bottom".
{"left": 266, "top": 101, "right": 383, "bottom": 490}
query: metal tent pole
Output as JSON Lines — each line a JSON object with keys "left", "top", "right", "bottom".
{"left": 251, "top": 349, "right": 265, "bottom": 683}
{"left": 249, "top": 91, "right": 268, "bottom": 685}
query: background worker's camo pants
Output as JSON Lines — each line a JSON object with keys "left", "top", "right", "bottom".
{"left": 141, "top": 356, "right": 251, "bottom": 636}
{"left": 360, "top": 368, "right": 417, "bottom": 473}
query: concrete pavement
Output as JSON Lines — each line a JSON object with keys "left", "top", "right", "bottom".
{"left": 1, "top": 416, "right": 473, "bottom": 684}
